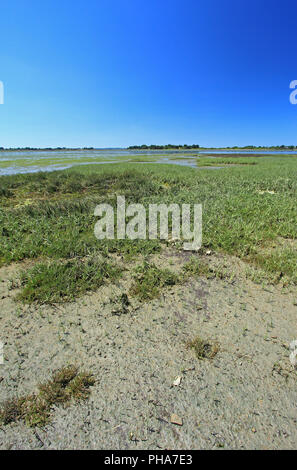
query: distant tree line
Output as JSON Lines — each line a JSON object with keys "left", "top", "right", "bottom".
{"left": 128, "top": 144, "right": 297, "bottom": 150}
{"left": 1, "top": 144, "right": 296, "bottom": 151}
{"left": 221, "top": 145, "right": 297, "bottom": 150}
{"left": 0, "top": 147, "right": 95, "bottom": 151}
{"left": 127, "top": 144, "right": 200, "bottom": 150}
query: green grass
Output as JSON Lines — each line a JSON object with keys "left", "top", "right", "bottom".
{"left": 128, "top": 156, "right": 158, "bottom": 162}
{"left": 129, "top": 262, "right": 179, "bottom": 300}
{"left": 182, "top": 257, "right": 233, "bottom": 281}
{"left": 182, "top": 257, "right": 212, "bottom": 278}
{"left": 0, "top": 170, "right": 162, "bottom": 264}
{"left": 0, "top": 154, "right": 296, "bottom": 294}
{"left": 0, "top": 365, "right": 95, "bottom": 427}
{"left": 0, "top": 152, "right": 166, "bottom": 169}
{"left": 17, "top": 257, "right": 122, "bottom": 304}
{"left": 197, "top": 157, "right": 258, "bottom": 166}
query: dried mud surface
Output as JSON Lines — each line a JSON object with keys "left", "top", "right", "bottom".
{"left": 0, "top": 253, "right": 296, "bottom": 450}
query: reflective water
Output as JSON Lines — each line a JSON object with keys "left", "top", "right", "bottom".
{"left": 0, "top": 148, "right": 295, "bottom": 176}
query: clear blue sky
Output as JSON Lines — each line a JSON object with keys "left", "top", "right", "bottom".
{"left": 1, "top": 0, "right": 297, "bottom": 148}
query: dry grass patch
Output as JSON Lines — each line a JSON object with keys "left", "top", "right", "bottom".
{"left": 0, "top": 365, "right": 95, "bottom": 427}
{"left": 187, "top": 336, "right": 220, "bottom": 360}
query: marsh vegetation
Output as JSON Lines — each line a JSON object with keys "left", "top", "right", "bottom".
{"left": 0, "top": 154, "right": 296, "bottom": 304}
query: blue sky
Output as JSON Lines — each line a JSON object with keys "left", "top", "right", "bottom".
{"left": 1, "top": 0, "right": 297, "bottom": 148}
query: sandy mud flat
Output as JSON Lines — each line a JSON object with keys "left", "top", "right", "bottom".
{"left": 0, "top": 253, "right": 296, "bottom": 450}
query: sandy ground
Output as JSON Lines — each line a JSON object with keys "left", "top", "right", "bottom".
{"left": 0, "top": 251, "right": 296, "bottom": 450}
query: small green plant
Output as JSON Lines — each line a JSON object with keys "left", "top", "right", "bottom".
{"left": 182, "top": 257, "right": 211, "bottom": 278}
{"left": 130, "top": 262, "right": 178, "bottom": 301}
{"left": 186, "top": 336, "right": 219, "bottom": 360}
{"left": 182, "top": 258, "right": 233, "bottom": 281}
{"left": 0, "top": 365, "right": 95, "bottom": 427}
{"left": 111, "top": 293, "right": 130, "bottom": 316}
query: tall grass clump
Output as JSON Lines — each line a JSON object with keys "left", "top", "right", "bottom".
{"left": 17, "top": 257, "right": 122, "bottom": 304}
